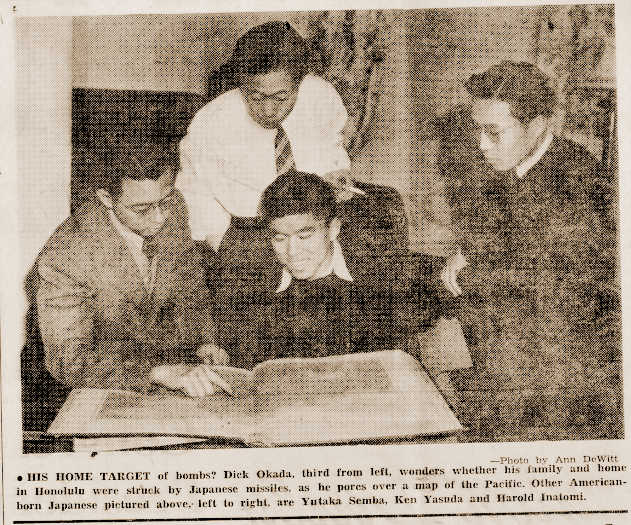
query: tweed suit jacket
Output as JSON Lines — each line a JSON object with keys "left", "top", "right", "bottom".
{"left": 37, "top": 192, "right": 214, "bottom": 391}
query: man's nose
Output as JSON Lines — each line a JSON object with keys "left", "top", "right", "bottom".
{"left": 262, "top": 99, "right": 278, "bottom": 118}
{"left": 287, "top": 236, "right": 300, "bottom": 258}
{"left": 479, "top": 130, "right": 493, "bottom": 151}
{"left": 150, "top": 205, "right": 168, "bottom": 224}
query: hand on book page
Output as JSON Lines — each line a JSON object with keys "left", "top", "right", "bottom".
{"left": 149, "top": 364, "right": 234, "bottom": 397}
{"left": 203, "top": 366, "right": 256, "bottom": 397}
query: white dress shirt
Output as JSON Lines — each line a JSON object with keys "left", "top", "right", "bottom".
{"left": 108, "top": 210, "right": 157, "bottom": 292}
{"left": 177, "top": 74, "right": 351, "bottom": 250}
{"left": 275, "top": 240, "right": 353, "bottom": 293}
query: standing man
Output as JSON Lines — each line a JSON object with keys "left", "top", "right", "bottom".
{"left": 442, "top": 61, "right": 609, "bottom": 298}
{"left": 178, "top": 21, "right": 351, "bottom": 253}
{"left": 37, "top": 143, "right": 229, "bottom": 397}
{"left": 440, "top": 61, "right": 618, "bottom": 439}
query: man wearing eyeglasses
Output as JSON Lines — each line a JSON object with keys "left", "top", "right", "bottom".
{"left": 178, "top": 21, "right": 351, "bottom": 255}
{"left": 438, "top": 61, "right": 617, "bottom": 438}
{"left": 441, "top": 60, "right": 609, "bottom": 297}
{"left": 36, "top": 143, "right": 230, "bottom": 397}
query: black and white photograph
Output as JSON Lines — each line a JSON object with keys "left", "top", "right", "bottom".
{"left": 2, "top": 0, "right": 628, "bottom": 522}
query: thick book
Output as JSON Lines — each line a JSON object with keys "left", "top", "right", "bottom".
{"left": 47, "top": 350, "right": 462, "bottom": 447}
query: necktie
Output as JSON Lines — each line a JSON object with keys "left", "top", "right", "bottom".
{"left": 141, "top": 236, "right": 160, "bottom": 261}
{"left": 141, "top": 236, "right": 160, "bottom": 292}
{"left": 275, "top": 126, "right": 295, "bottom": 177}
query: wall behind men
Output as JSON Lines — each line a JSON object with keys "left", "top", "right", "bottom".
{"left": 16, "top": 17, "right": 73, "bottom": 331}
{"left": 73, "top": 15, "right": 215, "bottom": 95}
{"left": 72, "top": 12, "right": 321, "bottom": 95}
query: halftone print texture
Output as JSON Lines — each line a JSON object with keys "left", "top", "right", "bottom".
{"left": 20, "top": 6, "right": 621, "bottom": 453}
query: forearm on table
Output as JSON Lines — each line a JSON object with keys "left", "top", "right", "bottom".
{"left": 46, "top": 338, "right": 205, "bottom": 392}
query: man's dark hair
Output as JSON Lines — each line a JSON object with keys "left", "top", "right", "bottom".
{"left": 465, "top": 61, "right": 557, "bottom": 124}
{"left": 260, "top": 170, "right": 337, "bottom": 224}
{"left": 101, "top": 142, "right": 179, "bottom": 198}
{"left": 231, "top": 21, "right": 309, "bottom": 83}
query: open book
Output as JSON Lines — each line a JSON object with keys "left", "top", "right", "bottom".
{"left": 48, "top": 350, "right": 462, "bottom": 447}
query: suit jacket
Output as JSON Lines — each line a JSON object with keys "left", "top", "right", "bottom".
{"left": 36, "top": 192, "right": 214, "bottom": 391}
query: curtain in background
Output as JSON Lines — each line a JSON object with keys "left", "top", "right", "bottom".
{"left": 535, "top": 5, "right": 616, "bottom": 157}
{"left": 307, "top": 10, "right": 391, "bottom": 158}
{"left": 536, "top": 4, "right": 617, "bottom": 232}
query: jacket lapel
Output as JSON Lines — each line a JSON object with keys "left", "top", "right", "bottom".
{"left": 79, "top": 201, "right": 150, "bottom": 300}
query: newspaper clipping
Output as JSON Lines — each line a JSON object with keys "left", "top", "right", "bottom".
{"left": 1, "top": 0, "right": 629, "bottom": 523}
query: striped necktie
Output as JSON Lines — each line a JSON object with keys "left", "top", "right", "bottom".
{"left": 275, "top": 126, "right": 295, "bottom": 176}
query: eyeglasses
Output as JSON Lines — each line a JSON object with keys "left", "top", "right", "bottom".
{"left": 121, "top": 193, "right": 175, "bottom": 216}
{"left": 241, "top": 88, "right": 296, "bottom": 105}
{"left": 472, "top": 123, "right": 521, "bottom": 144}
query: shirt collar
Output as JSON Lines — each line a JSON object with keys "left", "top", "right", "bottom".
{"left": 275, "top": 239, "right": 353, "bottom": 293}
{"left": 515, "top": 131, "right": 554, "bottom": 179}
{"left": 108, "top": 209, "right": 144, "bottom": 252}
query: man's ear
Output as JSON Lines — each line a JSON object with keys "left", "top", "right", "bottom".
{"left": 95, "top": 188, "right": 114, "bottom": 209}
{"left": 328, "top": 217, "right": 341, "bottom": 242}
{"left": 527, "top": 115, "right": 548, "bottom": 139}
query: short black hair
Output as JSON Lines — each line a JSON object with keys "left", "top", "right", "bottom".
{"left": 260, "top": 170, "right": 337, "bottom": 224}
{"left": 465, "top": 61, "right": 557, "bottom": 124}
{"left": 231, "top": 21, "right": 309, "bottom": 83}
{"left": 101, "top": 142, "right": 179, "bottom": 198}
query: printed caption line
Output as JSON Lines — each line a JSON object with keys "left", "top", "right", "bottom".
{"left": 12, "top": 508, "right": 630, "bottom": 523}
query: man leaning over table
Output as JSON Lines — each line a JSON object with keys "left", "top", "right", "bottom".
{"left": 36, "top": 143, "right": 229, "bottom": 398}
{"left": 177, "top": 20, "right": 351, "bottom": 255}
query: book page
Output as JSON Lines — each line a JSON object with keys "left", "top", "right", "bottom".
{"left": 48, "top": 388, "right": 257, "bottom": 440}
{"left": 253, "top": 351, "right": 395, "bottom": 396}
{"left": 252, "top": 351, "right": 462, "bottom": 445}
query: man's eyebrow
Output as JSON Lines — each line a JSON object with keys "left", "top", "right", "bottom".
{"left": 126, "top": 190, "right": 175, "bottom": 208}
{"left": 271, "top": 226, "right": 316, "bottom": 235}
{"left": 248, "top": 88, "right": 290, "bottom": 97}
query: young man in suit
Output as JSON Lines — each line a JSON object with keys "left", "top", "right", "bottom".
{"left": 441, "top": 60, "right": 609, "bottom": 301}
{"left": 439, "top": 61, "right": 619, "bottom": 439}
{"left": 215, "top": 170, "right": 443, "bottom": 371}
{"left": 37, "top": 143, "right": 229, "bottom": 397}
